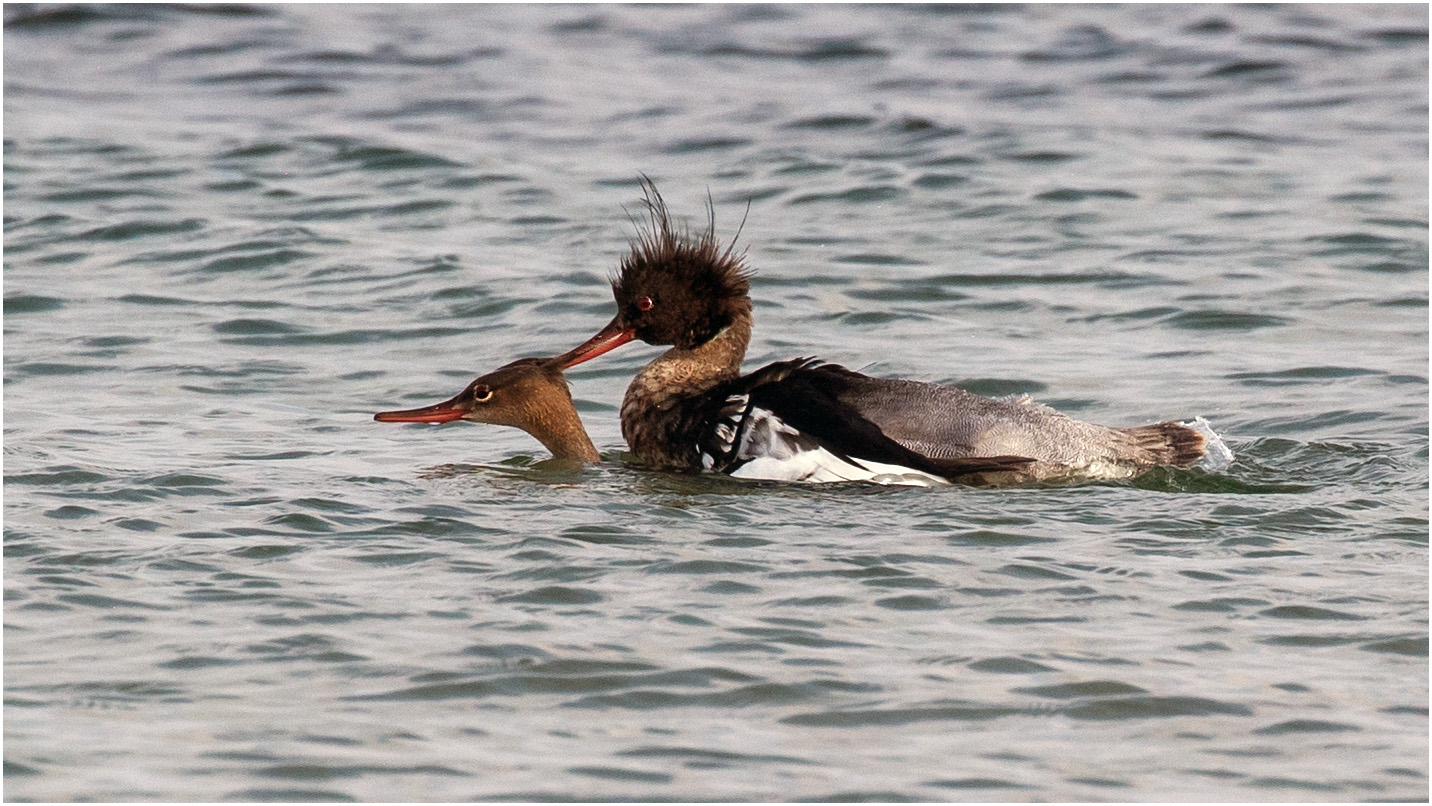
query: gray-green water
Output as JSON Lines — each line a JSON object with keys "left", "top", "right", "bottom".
{"left": 5, "top": 4, "right": 1427, "bottom": 802}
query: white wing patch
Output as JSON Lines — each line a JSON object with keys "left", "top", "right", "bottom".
{"left": 711, "top": 394, "right": 743, "bottom": 448}
{"left": 725, "top": 407, "right": 948, "bottom": 487}
{"left": 700, "top": 393, "right": 750, "bottom": 471}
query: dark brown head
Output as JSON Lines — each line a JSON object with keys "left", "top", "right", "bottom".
{"left": 557, "top": 180, "right": 753, "bottom": 368}
{"left": 374, "top": 357, "right": 599, "bottom": 462}
{"left": 613, "top": 181, "right": 752, "bottom": 348}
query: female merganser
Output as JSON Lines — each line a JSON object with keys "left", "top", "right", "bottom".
{"left": 554, "top": 183, "right": 1215, "bottom": 484}
{"left": 375, "top": 356, "right": 1034, "bottom": 484}
{"left": 375, "top": 357, "right": 600, "bottom": 462}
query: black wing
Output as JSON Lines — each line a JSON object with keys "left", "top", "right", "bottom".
{"left": 698, "top": 359, "right": 1033, "bottom": 483}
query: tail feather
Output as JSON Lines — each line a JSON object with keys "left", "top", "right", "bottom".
{"left": 1123, "top": 421, "right": 1207, "bottom": 468}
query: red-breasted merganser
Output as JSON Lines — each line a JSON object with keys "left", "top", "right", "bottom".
{"left": 554, "top": 183, "right": 1217, "bottom": 484}
{"left": 375, "top": 356, "right": 1033, "bottom": 484}
{"left": 375, "top": 357, "right": 600, "bottom": 462}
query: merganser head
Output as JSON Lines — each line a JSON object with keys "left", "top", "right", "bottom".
{"left": 557, "top": 180, "right": 752, "bottom": 368}
{"left": 374, "top": 357, "right": 599, "bottom": 462}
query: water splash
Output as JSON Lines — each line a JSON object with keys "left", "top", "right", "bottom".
{"left": 1185, "top": 416, "right": 1236, "bottom": 471}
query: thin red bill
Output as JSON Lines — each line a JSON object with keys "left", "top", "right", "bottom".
{"left": 374, "top": 393, "right": 468, "bottom": 423}
{"left": 554, "top": 315, "right": 636, "bottom": 369}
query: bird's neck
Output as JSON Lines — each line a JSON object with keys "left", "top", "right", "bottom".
{"left": 631, "top": 309, "right": 751, "bottom": 400}
{"left": 619, "top": 309, "right": 752, "bottom": 468}
{"left": 527, "top": 396, "right": 601, "bottom": 462}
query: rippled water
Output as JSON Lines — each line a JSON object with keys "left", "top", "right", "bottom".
{"left": 5, "top": 4, "right": 1427, "bottom": 802}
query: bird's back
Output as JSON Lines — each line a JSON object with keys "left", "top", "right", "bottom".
{"left": 806, "top": 364, "right": 1206, "bottom": 480}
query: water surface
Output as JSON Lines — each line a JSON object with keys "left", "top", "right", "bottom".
{"left": 5, "top": 4, "right": 1427, "bottom": 802}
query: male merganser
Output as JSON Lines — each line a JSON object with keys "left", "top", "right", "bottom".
{"left": 375, "top": 357, "right": 600, "bottom": 462}
{"left": 375, "top": 356, "right": 1033, "bottom": 484}
{"left": 554, "top": 183, "right": 1216, "bottom": 484}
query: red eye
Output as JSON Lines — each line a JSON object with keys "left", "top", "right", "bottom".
{"left": 637, "top": 296, "right": 654, "bottom": 312}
